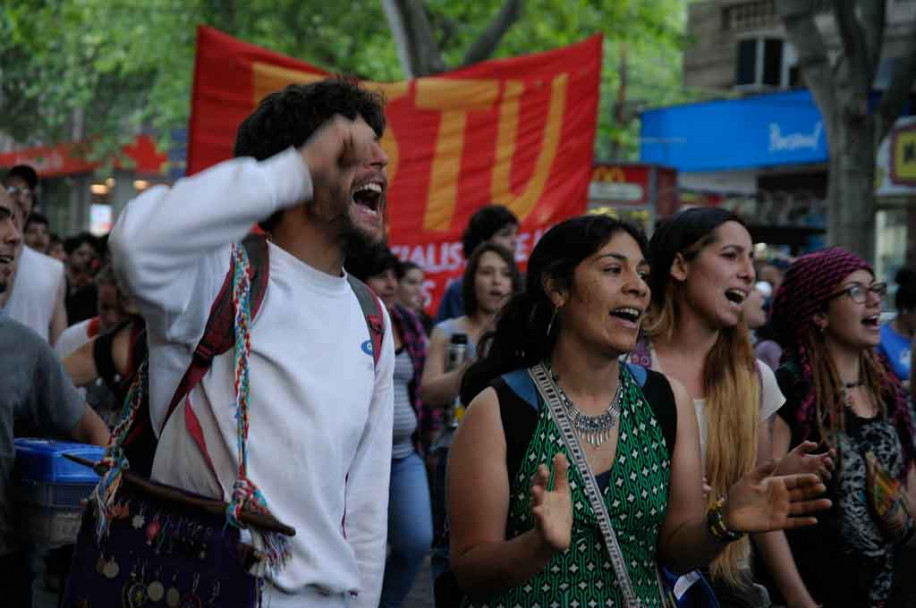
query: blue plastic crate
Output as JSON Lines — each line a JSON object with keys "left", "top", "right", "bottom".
{"left": 14, "top": 438, "right": 104, "bottom": 483}
{"left": 16, "top": 479, "right": 96, "bottom": 508}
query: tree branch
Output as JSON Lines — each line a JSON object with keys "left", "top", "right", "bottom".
{"left": 403, "top": 0, "right": 447, "bottom": 76}
{"left": 833, "top": 0, "right": 871, "bottom": 90}
{"left": 876, "top": 18, "right": 916, "bottom": 145}
{"left": 776, "top": 0, "right": 838, "bottom": 126}
{"left": 461, "top": 0, "right": 523, "bottom": 67}
{"left": 381, "top": 0, "right": 446, "bottom": 77}
{"left": 860, "top": 0, "right": 886, "bottom": 77}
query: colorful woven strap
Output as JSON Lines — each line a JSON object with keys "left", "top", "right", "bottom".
{"left": 94, "top": 242, "right": 289, "bottom": 574}
{"left": 224, "top": 242, "right": 290, "bottom": 572}
{"left": 93, "top": 359, "right": 148, "bottom": 540}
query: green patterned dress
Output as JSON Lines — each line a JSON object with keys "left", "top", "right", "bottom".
{"left": 465, "top": 365, "right": 671, "bottom": 608}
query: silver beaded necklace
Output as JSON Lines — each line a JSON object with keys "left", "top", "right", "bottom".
{"left": 547, "top": 361, "right": 623, "bottom": 448}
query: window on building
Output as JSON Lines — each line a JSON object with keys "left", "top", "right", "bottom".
{"left": 737, "top": 39, "right": 758, "bottom": 85}
{"left": 735, "top": 37, "right": 795, "bottom": 90}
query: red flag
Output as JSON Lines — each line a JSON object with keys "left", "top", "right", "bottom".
{"left": 188, "top": 26, "right": 601, "bottom": 313}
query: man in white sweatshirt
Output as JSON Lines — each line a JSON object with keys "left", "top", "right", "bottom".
{"left": 110, "top": 80, "right": 394, "bottom": 608}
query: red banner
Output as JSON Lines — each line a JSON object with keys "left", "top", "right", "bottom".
{"left": 188, "top": 27, "right": 601, "bottom": 313}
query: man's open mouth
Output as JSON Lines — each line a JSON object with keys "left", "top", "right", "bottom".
{"left": 352, "top": 182, "right": 383, "bottom": 214}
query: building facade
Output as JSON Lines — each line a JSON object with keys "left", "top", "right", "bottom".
{"left": 642, "top": 0, "right": 916, "bottom": 282}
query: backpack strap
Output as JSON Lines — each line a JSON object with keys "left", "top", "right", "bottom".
{"left": 635, "top": 366, "right": 677, "bottom": 457}
{"left": 161, "top": 235, "right": 270, "bottom": 433}
{"left": 624, "top": 362, "right": 648, "bottom": 387}
{"left": 347, "top": 275, "right": 385, "bottom": 370}
{"left": 502, "top": 368, "right": 540, "bottom": 410}
{"left": 494, "top": 372, "right": 541, "bottom": 491}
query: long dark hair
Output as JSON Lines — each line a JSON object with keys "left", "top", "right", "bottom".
{"left": 459, "top": 215, "right": 648, "bottom": 405}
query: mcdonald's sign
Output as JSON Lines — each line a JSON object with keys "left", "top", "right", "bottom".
{"left": 188, "top": 27, "right": 601, "bottom": 313}
{"left": 589, "top": 165, "right": 650, "bottom": 203}
{"left": 588, "top": 163, "right": 679, "bottom": 229}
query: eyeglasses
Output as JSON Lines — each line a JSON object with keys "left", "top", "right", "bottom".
{"left": 828, "top": 281, "right": 887, "bottom": 304}
{"left": 5, "top": 185, "right": 33, "bottom": 199}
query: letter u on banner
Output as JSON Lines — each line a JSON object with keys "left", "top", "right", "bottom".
{"left": 417, "top": 74, "right": 568, "bottom": 231}
{"left": 492, "top": 74, "right": 567, "bottom": 222}
{"left": 416, "top": 79, "right": 500, "bottom": 231}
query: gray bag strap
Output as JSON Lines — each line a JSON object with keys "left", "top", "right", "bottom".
{"left": 528, "top": 361, "right": 643, "bottom": 608}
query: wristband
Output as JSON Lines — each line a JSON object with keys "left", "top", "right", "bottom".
{"left": 706, "top": 496, "right": 745, "bottom": 543}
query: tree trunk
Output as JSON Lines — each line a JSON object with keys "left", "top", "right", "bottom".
{"left": 609, "top": 42, "right": 628, "bottom": 161}
{"left": 382, "top": 0, "right": 523, "bottom": 78}
{"left": 829, "top": 113, "right": 877, "bottom": 261}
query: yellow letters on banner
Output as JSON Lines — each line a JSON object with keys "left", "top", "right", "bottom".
{"left": 492, "top": 74, "right": 566, "bottom": 222}
{"left": 251, "top": 62, "right": 408, "bottom": 183}
{"left": 415, "top": 79, "right": 500, "bottom": 231}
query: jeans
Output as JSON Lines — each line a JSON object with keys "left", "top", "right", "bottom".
{"left": 380, "top": 451, "right": 434, "bottom": 608}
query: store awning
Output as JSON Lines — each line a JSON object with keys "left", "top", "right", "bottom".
{"left": 0, "top": 135, "right": 168, "bottom": 177}
{"left": 640, "top": 90, "right": 828, "bottom": 172}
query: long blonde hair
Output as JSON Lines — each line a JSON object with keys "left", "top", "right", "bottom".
{"left": 644, "top": 243, "right": 759, "bottom": 586}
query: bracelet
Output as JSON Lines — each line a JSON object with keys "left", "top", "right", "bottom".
{"left": 706, "top": 497, "right": 745, "bottom": 543}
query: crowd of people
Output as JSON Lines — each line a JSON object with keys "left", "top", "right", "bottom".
{"left": 0, "top": 78, "right": 913, "bottom": 608}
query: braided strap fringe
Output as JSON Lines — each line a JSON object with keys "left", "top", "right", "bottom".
{"left": 224, "top": 243, "right": 291, "bottom": 574}
{"left": 92, "top": 359, "right": 148, "bottom": 542}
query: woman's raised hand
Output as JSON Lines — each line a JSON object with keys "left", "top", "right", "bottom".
{"left": 723, "top": 461, "right": 831, "bottom": 533}
{"left": 531, "top": 453, "right": 573, "bottom": 552}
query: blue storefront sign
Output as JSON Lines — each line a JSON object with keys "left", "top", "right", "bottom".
{"left": 640, "top": 90, "right": 828, "bottom": 172}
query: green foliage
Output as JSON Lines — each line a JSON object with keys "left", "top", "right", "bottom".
{"left": 0, "top": 0, "right": 697, "bottom": 162}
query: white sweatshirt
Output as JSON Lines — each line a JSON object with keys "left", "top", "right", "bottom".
{"left": 110, "top": 148, "right": 394, "bottom": 608}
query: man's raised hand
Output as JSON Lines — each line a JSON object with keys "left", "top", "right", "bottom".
{"left": 299, "top": 115, "right": 376, "bottom": 214}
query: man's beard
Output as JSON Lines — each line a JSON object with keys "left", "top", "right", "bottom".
{"left": 337, "top": 204, "right": 385, "bottom": 259}
{"left": 342, "top": 222, "right": 384, "bottom": 260}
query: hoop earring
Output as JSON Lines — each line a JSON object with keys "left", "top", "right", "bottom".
{"left": 546, "top": 307, "right": 558, "bottom": 336}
